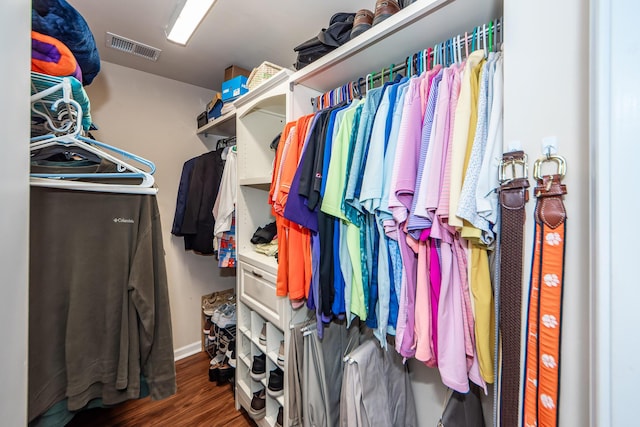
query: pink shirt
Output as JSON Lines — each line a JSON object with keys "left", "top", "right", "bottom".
{"left": 437, "top": 239, "right": 469, "bottom": 393}
{"left": 414, "top": 232, "right": 433, "bottom": 364}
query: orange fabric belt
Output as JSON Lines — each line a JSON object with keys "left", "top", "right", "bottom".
{"left": 522, "top": 165, "right": 567, "bottom": 427}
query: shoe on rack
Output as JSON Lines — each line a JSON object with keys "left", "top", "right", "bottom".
{"left": 202, "top": 289, "right": 236, "bottom": 317}
{"left": 203, "top": 318, "right": 213, "bottom": 335}
{"left": 259, "top": 323, "right": 267, "bottom": 347}
{"left": 275, "top": 405, "right": 283, "bottom": 427}
{"left": 251, "top": 352, "right": 266, "bottom": 381}
{"left": 267, "top": 367, "right": 284, "bottom": 397}
{"left": 277, "top": 340, "right": 285, "bottom": 368}
{"left": 208, "top": 322, "right": 218, "bottom": 345}
{"left": 215, "top": 303, "right": 237, "bottom": 328}
{"left": 372, "top": 0, "right": 400, "bottom": 26}
{"left": 350, "top": 9, "right": 374, "bottom": 40}
{"left": 208, "top": 364, "right": 219, "bottom": 383}
{"left": 208, "top": 353, "right": 224, "bottom": 382}
{"left": 248, "top": 388, "right": 266, "bottom": 420}
{"left": 226, "top": 340, "right": 237, "bottom": 369}
{"left": 216, "top": 362, "right": 234, "bottom": 386}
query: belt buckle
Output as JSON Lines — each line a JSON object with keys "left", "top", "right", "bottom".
{"left": 499, "top": 152, "right": 528, "bottom": 183}
{"left": 533, "top": 155, "right": 567, "bottom": 180}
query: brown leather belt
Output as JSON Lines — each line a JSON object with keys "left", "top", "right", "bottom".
{"left": 497, "top": 150, "right": 529, "bottom": 427}
{"left": 523, "top": 156, "right": 567, "bottom": 427}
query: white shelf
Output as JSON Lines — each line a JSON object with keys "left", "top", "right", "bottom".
{"left": 196, "top": 110, "right": 236, "bottom": 137}
{"left": 239, "top": 177, "right": 272, "bottom": 189}
{"left": 234, "top": 69, "right": 293, "bottom": 109}
{"left": 267, "top": 351, "right": 279, "bottom": 366}
{"left": 289, "top": 0, "right": 502, "bottom": 92}
{"left": 238, "top": 251, "right": 278, "bottom": 276}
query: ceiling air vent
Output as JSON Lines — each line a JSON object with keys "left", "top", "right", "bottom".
{"left": 106, "top": 32, "right": 161, "bottom": 62}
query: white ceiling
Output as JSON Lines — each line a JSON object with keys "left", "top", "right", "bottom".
{"left": 69, "top": 0, "right": 374, "bottom": 90}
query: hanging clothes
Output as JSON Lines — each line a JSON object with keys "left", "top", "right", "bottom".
{"left": 213, "top": 146, "right": 237, "bottom": 268}
{"left": 273, "top": 45, "right": 505, "bottom": 397}
{"left": 172, "top": 150, "right": 225, "bottom": 255}
{"left": 29, "top": 186, "right": 176, "bottom": 424}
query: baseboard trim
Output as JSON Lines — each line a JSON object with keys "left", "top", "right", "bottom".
{"left": 174, "top": 341, "right": 202, "bottom": 361}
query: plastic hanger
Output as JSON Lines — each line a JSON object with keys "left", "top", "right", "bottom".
{"left": 452, "top": 37, "right": 458, "bottom": 65}
{"left": 389, "top": 64, "right": 394, "bottom": 82}
{"left": 483, "top": 23, "right": 488, "bottom": 57}
{"left": 357, "top": 77, "right": 365, "bottom": 98}
{"left": 31, "top": 134, "right": 155, "bottom": 181}
{"left": 489, "top": 21, "right": 493, "bottom": 52}
{"left": 30, "top": 96, "right": 157, "bottom": 194}
{"left": 464, "top": 31, "right": 469, "bottom": 59}
{"left": 472, "top": 27, "right": 478, "bottom": 52}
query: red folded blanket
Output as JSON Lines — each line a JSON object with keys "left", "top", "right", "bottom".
{"left": 32, "top": 30, "right": 82, "bottom": 83}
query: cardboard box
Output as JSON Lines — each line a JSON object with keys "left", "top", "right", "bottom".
{"left": 221, "top": 75, "right": 248, "bottom": 101}
{"left": 224, "top": 65, "right": 251, "bottom": 81}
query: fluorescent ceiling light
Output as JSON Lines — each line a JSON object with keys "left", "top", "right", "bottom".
{"left": 166, "top": 0, "right": 217, "bottom": 45}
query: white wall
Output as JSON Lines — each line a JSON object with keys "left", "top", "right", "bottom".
{"left": 85, "top": 62, "right": 236, "bottom": 355}
{"left": 591, "top": 0, "right": 640, "bottom": 425}
{"left": 504, "top": 1, "right": 590, "bottom": 426}
{"left": 0, "top": 0, "right": 29, "bottom": 424}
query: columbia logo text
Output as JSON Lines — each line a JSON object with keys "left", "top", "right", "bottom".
{"left": 113, "top": 217, "right": 135, "bottom": 224}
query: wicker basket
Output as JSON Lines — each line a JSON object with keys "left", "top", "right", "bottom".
{"left": 246, "top": 61, "right": 284, "bottom": 91}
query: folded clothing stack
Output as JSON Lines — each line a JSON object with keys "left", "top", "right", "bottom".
{"left": 250, "top": 221, "right": 277, "bottom": 244}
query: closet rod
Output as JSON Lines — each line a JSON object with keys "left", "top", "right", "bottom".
{"left": 311, "top": 18, "right": 502, "bottom": 109}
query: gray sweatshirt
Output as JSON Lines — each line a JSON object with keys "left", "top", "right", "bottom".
{"left": 29, "top": 187, "right": 176, "bottom": 421}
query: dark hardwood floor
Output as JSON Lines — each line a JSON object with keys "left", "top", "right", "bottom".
{"left": 67, "top": 352, "right": 255, "bottom": 427}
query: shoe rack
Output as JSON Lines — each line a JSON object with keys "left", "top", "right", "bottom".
{"left": 233, "top": 70, "right": 293, "bottom": 427}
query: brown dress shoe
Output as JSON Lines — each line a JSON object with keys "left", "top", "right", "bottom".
{"left": 373, "top": 0, "right": 401, "bottom": 26}
{"left": 351, "top": 9, "right": 374, "bottom": 39}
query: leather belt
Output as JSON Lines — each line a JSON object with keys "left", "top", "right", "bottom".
{"left": 522, "top": 155, "right": 567, "bottom": 427}
{"left": 497, "top": 151, "right": 529, "bottom": 427}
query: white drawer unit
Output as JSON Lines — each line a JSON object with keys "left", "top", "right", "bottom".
{"left": 239, "top": 262, "right": 284, "bottom": 330}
